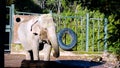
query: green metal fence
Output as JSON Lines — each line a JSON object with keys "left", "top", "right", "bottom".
{"left": 52, "top": 13, "right": 108, "bottom": 52}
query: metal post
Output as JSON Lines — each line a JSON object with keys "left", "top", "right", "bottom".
{"left": 11, "top": 4, "right": 14, "bottom": 29}
{"left": 92, "top": 20, "right": 94, "bottom": 52}
{"left": 97, "top": 20, "right": 100, "bottom": 52}
{"left": 49, "top": 10, "right": 52, "bottom": 14}
{"left": 9, "top": 4, "right": 14, "bottom": 51}
{"left": 86, "top": 13, "right": 89, "bottom": 52}
{"left": 104, "top": 18, "right": 108, "bottom": 52}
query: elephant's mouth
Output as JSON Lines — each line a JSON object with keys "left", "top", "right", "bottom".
{"left": 39, "top": 40, "right": 48, "bottom": 50}
{"left": 39, "top": 42, "right": 44, "bottom": 50}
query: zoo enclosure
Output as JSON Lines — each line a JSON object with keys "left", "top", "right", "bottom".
{"left": 5, "top": 4, "right": 107, "bottom": 52}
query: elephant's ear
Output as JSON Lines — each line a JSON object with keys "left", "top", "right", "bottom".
{"left": 30, "top": 20, "right": 38, "bottom": 31}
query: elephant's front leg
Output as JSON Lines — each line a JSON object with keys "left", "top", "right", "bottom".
{"left": 25, "top": 51, "right": 31, "bottom": 60}
{"left": 32, "top": 45, "right": 39, "bottom": 60}
{"left": 43, "top": 43, "right": 51, "bottom": 61}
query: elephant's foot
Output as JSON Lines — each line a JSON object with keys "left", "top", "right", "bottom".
{"left": 32, "top": 48, "right": 39, "bottom": 60}
{"left": 34, "top": 57, "right": 39, "bottom": 60}
{"left": 25, "top": 51, "right": 31, "bottom": 60}
{"left": 53, "top": 48, "right": 60, "bottom": 58}
{"left": 33, "top": 53, "right": 39, "bottom": 60}
{"left": 53, "top": 52, "right": 59, "bottom": 58}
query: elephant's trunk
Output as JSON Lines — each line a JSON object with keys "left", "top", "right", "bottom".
{"left": 47, "top": 26, "right": 60, "bottom": 58}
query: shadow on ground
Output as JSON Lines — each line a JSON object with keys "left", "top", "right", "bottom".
{"left": 20, "top": 60, "right": 104, "bottom": 68}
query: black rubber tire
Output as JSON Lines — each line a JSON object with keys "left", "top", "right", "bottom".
{"left": 57, "top": 28, "right": 77, "bottom": 50}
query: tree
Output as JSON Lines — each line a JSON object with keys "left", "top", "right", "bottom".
{"left": 14, "top": 0, "right": 42, "bottom": 13}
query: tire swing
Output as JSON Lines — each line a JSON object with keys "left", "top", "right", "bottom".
{"left": 57, "top": 28, "right": 77, "bottom": 50}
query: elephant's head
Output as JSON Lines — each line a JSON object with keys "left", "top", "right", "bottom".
{"left": 39, "top": 28, "right": 48, "bottom": 41}
{"left": 31, "top": 14, "right": 60, "bottom": 58}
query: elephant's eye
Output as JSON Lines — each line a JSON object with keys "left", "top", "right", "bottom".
{"left": 33, "top": 33, "right": 38, "bottom": 35}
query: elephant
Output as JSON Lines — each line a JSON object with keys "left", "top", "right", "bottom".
{"left": 17, "top": 14, "right": 59, "bottom": 61}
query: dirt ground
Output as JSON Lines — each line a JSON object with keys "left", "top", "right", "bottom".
{"left": 5, "top": 51, "right": 120, "bottom": 68}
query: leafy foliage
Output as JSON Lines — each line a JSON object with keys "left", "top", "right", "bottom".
{"left": 107, "top": 15, "right": 120, "bottom": 55}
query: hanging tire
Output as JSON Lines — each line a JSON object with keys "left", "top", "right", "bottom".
{"left": 57, "top": 28, "right": 77, "bottom": 50}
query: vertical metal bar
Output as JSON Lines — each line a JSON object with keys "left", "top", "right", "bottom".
{"left": 86, "top": 13, "right": 89, "bottom": 52}
{"left": 104, "top": 18, "right": 108, "bottom": 52}
{"left": 9, "top": 4, "right": 14, "bottom": 52}
{"left": 59, "top": 16, "right": 61, "bottom": 30}
{"left": 92, "top": 20, "right": 94, "bottom": 52}
{"left": 49, "top": 10, "right": 52, "bottom": 14}
{"left": 11, "top": 4, "right": 14, "bottom": 30}
{"left": 75, "top": 16, "right": 78, "bottom": 33}
{"left": 97, "top": 19, "right": 100, "bottom": 52}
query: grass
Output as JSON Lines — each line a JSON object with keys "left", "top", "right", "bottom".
{"left": 11, "top": 43, "right": 24, "bottom": 52}
{"left": 72, "top": 51, "right": 103, "bottom": 54}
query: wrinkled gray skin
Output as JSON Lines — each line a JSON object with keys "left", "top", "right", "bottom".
{"left": 17, "top": 14, "right": 59, "bottom": 61}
